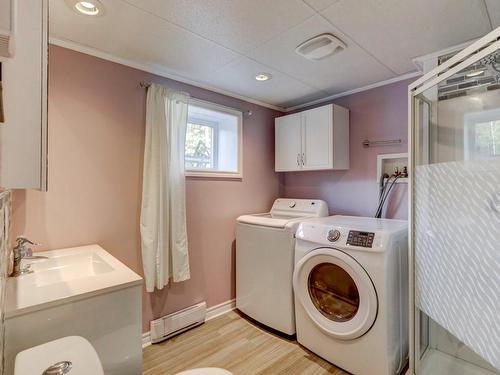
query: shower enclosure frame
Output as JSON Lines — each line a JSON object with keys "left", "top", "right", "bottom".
{"left": 407, "top": 27, "right": 500, "bottom": 375}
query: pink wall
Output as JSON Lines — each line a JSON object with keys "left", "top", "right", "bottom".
{"left": 12, "top": 46, "right": 281, "bottom": 332}
{"left": 281, "top": 79, "right": 414, "bottom": 220}
{"left": 11, "top": 46, "right": 413, "bottom": 333}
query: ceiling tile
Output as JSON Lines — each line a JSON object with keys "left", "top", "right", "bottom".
{"left": 49, "top": 0, "right": 239, "bottom": 81}
{"left": 321, "top": 0, "right": 492, "bottom": 74}
{"left": 204, "top": 57, "right": 327, "bottom": 107}
{"left": 485, "top": 0, "right": 500, "bottom": 27}
{"left": 303, "top": 0, "right": 339, "bottom": 12}
{"left": 123, "top": 0, "right": 315, "bottom": 54}
{"left": 248, "top": 15, "right": 395, "bottom": 95}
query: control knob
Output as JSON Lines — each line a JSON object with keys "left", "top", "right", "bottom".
{"left": 327, "top": 229, "right": 341, "bottom": 242}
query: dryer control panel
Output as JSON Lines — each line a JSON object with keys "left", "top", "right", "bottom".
{"left": 347, "top": 231, "right": 375, "bottom": 248}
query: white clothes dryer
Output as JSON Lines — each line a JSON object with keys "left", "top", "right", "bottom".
{"left": 236, "top": 198, "right": 328, "bottom": 335}
{"left": 293, "top": 215, "right": 408, "bottom": 375}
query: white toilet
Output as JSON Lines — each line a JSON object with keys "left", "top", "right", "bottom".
{"left": 14, "top": 336, "right": 234, "bottom": 375}
{"left": 14, "top": 336, "right": 104, "bottom": 375}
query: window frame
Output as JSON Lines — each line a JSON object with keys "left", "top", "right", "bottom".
{"left": 185, "top": 98, "right": 243, "bottom": 179}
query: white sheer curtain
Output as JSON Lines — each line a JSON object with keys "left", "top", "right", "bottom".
{"left": 140, "top": 84, "right": 190, "bottom": 292}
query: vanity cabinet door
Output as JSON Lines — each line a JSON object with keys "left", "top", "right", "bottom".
{"left": 0, "top": 1, "right": 11, "bottom": 35}
{"left": 275, "top": 113, "right": 302, "bottom": 171}
{"left": 0, "top": 0, "right": 48, "bottom": 190}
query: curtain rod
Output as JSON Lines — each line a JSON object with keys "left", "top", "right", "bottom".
{"left": 139, "top": 81, "right": 253, "bottom": 116}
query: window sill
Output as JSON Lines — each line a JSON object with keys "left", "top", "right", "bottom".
{"left": 185, "top": 171, "right": 242, "bottom": 180}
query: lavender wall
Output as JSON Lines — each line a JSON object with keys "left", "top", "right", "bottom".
{"left": 280, "top": 79, "right": 414, "bottom": 220}
{"left": 12, "top": 46, "right": 281, "bottom": 332}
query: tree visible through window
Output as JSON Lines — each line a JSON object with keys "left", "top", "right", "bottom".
{"left": 184, "top": 100, "right": 242, "bottom": 177}
{"left": 185, "top": 122, "right": 215, "bottom": 169}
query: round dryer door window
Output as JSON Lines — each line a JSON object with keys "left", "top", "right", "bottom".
{"left": 308, "top": 263, "right": 360, "bottom": 322}
{"left": 293, "top": 248, "right": 378, "bottom": 340}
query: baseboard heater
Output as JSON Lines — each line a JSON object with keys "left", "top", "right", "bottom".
{"left": 150, "top": 301, "right": 207, "bottom": 344}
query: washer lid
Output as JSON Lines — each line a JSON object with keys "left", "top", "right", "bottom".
{"left": 293, "top": 248, "right": 378, "bottom": 340}
{"left": 237, "top": 198, "right": 328, "bottom": 228}
{"left": 14, "top": 336, "right": 104, "bottom": 375}
{"left": 237, "top": 213, "right": 305, "bottom": 228}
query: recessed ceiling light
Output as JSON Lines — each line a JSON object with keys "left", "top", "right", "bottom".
{"left": 466, "top": 70, "right": 484, "bottom": 78}
{"left": 255, "top": 73, "right": 272, "bottom": 81}
{"left": 74, "top": 0, "right": 102, "bottom": 16}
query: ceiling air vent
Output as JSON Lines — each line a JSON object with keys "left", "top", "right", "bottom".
{"left": 295, "top": 33, "right": 346, "bottom": 61}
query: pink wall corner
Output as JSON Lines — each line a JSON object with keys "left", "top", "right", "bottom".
{"left": 280, "top": 78, "right": 415, "bottom": 220}
{"left": 11, "top": 45, "right": 282, "bottom": 332}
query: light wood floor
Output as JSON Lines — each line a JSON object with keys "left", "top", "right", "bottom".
{"left": 143, "top": 310, "right": 347, "bottom": 375}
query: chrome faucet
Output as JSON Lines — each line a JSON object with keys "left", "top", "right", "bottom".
{"left": 11, "top": 236, "right": 47, "bottom": 277}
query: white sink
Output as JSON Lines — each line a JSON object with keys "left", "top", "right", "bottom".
{"left": 4, "top": 244, "right": 143, "bottom": 375}
{"left": 24, "top": 251, "right": 113, "bottom": 288}
{"left": 6, "top": 245, "right": 141, "bottom": 318}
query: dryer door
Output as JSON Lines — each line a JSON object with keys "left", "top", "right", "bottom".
{"left": 293, "top": 248, "right": 378, "bottom": 340}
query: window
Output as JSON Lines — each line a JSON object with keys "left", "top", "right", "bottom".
{"left": 464, "top": 109, "right": 500, "bottom": 160}
{"left": 185, "top": 99, "right": 242, "bottom": 178}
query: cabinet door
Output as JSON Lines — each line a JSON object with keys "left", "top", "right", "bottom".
{"left": 301, "top": 105, "right": 333, "bottom": 170}
{"left": 275, "top": 113, "right": 302, "bottom": 171}
{"left": 0, "top": 0, "right": 48, "bottom": 190}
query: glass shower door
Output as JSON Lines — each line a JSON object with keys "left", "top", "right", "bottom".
{"left": 0, "top": 190, "right": 11, "bottom": 375}
{"left": 410, "top": 29, "right": 500, "bottom": 375}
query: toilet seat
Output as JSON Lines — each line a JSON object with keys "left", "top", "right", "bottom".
{"left": 176, "top": 368, "right": 233, "bottom": 375}
{"left": 14, "top": 336, "right": 104, "bottom": 375}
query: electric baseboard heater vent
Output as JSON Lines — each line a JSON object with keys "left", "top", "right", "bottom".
{"left": 150, "top": 301, "right": 207, "bottom": 344}
{"left": 0, "top": 33, "right": 13, "bottom": 58}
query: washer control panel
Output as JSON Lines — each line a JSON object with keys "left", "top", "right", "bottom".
{"left": 347, "top": 231, "right": 375, "bottom": 248}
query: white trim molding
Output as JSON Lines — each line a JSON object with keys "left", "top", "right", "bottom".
{"left": 49, "top": 37, "right": 422, "bottom": 113}
{"left": 205, "top": 299, "right": 236, "bottom": 321}
{"left": 142, "top": 299, "right": 236, "bottom": 348}
{"left": 142, "top": 332, "right": 152, "bottom": 349}
{"left": 285, "top": 71, "right": 422, "bottom": 112}
{"left": 49, "top": 37, "right": 285, "bottom": 112}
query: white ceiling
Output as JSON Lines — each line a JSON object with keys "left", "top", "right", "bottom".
{"left": 49, "top": 0, "right": 498, "bottom": 109}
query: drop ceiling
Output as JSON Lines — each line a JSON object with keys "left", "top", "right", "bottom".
{"left": 49, "top": 0, "right": 498, "bottom": 110}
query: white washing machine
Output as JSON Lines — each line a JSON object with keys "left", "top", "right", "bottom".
{"left": 236, "top": 198, "right": 328, "bottom": 335}
{"left": 293, "top": 215, "right": 408, "bottom": 375}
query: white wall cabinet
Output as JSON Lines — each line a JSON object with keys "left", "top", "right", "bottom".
{"left": 0, "top": 0, "right": 48, "bottom": 190}
{"left": 275, "top": 104, "right": 349, "bottom": 172}
{"left": 275, "top": 113, "right": 302, "bottom": 171}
